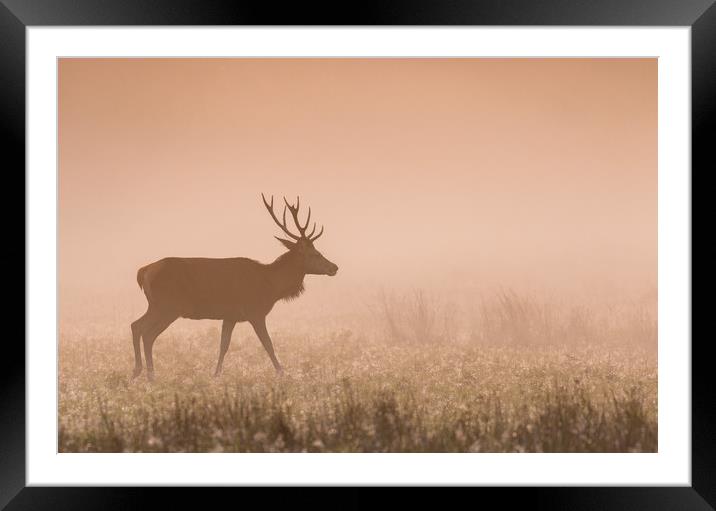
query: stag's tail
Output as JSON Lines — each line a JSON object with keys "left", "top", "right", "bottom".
{"left": 136, "top": 264, "right": 155, "bottom": 303}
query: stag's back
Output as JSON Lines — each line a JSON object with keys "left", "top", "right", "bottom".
{"left": 136, "top": 257, "right": 271, "bottom": 320}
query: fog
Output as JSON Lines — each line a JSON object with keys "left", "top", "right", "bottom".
{"left": 59, "top": 59, "right": 658, "bottom": 453}
{"left": 59, "top": 58, "right": 656, "bottom": 327}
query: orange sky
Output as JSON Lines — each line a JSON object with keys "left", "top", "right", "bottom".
{"left": 59, "top": 58, "right": 656, "bottom": 315}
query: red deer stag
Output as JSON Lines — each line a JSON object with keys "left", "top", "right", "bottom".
{"left": 131, "top": 194, "right": 338, "bottom": 381}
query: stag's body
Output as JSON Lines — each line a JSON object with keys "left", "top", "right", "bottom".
{"left": 131, "top": 195, "right": 337, "bottom": 381}
{"left": 137, "top": 255, "right": 305, "bottom": 321}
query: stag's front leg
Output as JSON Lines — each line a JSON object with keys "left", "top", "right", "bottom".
{"left": 250, "top": 317, "right": 283, "bottom": 375}
{"left": 214, "top": 319, "right": 236, "bottom": 377}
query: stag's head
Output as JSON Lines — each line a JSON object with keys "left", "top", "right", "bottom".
{"left": 261, "top": 194, "right": 339, "bottom": 276}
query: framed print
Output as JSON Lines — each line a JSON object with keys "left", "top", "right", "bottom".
{"left": 3, "top": 0, "right": 712, "bottom": 509}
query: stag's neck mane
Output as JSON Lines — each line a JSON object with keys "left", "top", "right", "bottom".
{"left": 266, "top": 251, "right": 305, "bottom": 302}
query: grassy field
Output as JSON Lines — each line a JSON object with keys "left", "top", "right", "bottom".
{"left": 58, "top": 291, "right": 657, "bottom": 453}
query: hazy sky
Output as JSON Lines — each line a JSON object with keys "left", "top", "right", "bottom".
{"left": 59, "top": 58, "right": 656, "bottom": 315}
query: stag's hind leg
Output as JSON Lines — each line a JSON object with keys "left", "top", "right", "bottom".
{"left": 142, "top": 310, "right": 179, "bottom": 381}
{"left": 130, "top": 312, "right": 150, "bottom": 378}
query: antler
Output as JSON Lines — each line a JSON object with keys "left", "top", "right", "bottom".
{"left": 310, "top": 225, "right": 324, "bottom": 242}
{"left": 283, "top": 196, "right": 310, "bottom": 237}
{"left": 283, "top": 196, "right": 325, "bottom": 242}
{"left": 262, "top": 194, "right": 325, "bottom": 242}
{"left": 261, "top": 193, "right": 300, "bottom": 240}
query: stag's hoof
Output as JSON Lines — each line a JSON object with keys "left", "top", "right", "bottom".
{"left": 276, "top": 367, "right": 285, "bottom": 377}
{"left": 132, "top": 367, "right": 142, "bottom": 379}
{"left": 147, "top": 371, "right": 155, "bottom": 382}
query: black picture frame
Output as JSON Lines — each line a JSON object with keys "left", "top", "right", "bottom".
{"left": 2, "top": 1, "right": 710, "bottom": 509}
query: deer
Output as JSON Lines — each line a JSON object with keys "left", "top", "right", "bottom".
{"left": 130, "top": 194, "right": 339, "bottom": 381}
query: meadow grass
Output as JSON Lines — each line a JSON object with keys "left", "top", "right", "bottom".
{"left": 59, "top": 292, "right": 657, "bottom": 453}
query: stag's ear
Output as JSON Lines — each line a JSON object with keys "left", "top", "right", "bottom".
{"left": 275, "top": 236, "right": 297, "bottom": 250}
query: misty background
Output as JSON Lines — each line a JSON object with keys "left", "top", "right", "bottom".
{"left": 58, "top": 58, "right": 656, "bottom": 331}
